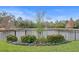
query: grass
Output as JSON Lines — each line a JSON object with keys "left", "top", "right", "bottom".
{"left": 0, "top": 40, "right": 79, "bottom": 52}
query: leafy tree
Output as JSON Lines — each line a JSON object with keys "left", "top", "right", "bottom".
{"left": 75, "top": 19, "right": 79, "bottom": 28}
{"left": 53, "top": 20, "right": 66, "bottom": 28}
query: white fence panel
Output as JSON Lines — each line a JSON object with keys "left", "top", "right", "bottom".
{"left": 16, "top": 30, "right": 25, "bottom": 39}
{"left": 0, "top": 28, "right": 79, "bottom": 41}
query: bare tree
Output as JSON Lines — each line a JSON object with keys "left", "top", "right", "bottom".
{"left": 36, "top": 11, "right": 45, "bottom": 41}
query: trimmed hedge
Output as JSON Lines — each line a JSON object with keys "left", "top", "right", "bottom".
{"left": 47, "top": 34, "right": 65, "bottom": 44}
{"left": 21, "top": 35, "right": 36, "bottom": 43}
{"left": 7, "top": 35, "right": 18, "bottom": 42}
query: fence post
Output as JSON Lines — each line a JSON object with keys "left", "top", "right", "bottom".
{"left": 25, "top": 30, "right": 27, "bottom": 35}
{"left": 74, "top": 30, "right": 76, "bottom": 40}
{"left": 14, "top": 30, "right": 16, "bottom": 36}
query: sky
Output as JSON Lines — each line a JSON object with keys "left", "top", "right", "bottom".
{"left": 0, "top": 6, "right": 79, "bottom": 22}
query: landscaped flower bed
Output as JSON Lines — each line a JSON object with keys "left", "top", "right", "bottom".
{"left": 6, "top": 34, "right": 66, "bottom": 46}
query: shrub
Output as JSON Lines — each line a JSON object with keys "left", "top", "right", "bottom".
{"left": 36, "top": 37, "right": 48, "bottom": 43}
{"left": 7, "top": 35, "right": 18, "bottom": 42}
{"left": 47, "top": 34, "right": 65, "bottom": 44}
{"left": 21, "top": 35, "right": 36, "bottom": 43}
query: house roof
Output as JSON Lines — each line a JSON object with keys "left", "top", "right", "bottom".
{"left": 66, "top": 18, "right": 75, "bottom": 28}
{"left": 0, "top": 16, "right": 15, "bottom": 28}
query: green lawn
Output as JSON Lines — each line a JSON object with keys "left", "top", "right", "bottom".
{"left": 0, "top": 40, "right": 79, "bottom": 52}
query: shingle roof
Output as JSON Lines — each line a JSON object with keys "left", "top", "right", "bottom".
{"left": 0, "top": 16, "right": 15, "bottom": 28}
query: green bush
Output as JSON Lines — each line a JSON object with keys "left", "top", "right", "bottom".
{"left": 47, "top": 34, "right": 65, "bottom": 44}
{"left": 7, "top": 35, "right": 18, "bottom": 42}
{"left": 36, "top": 37, "right": 48, "bottom": 43}
{"left": 21, "top": 35, "right": 36, "bottom": 43}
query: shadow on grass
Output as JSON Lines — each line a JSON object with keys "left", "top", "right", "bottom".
{"left": 49, "top": 41, "right": 72, "bottom": 46}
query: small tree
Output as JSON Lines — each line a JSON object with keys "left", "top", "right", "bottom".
{"left": 36, "top": 11, "right": 45, "bottom": 42}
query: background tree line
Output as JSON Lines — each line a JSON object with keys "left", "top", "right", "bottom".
{"left": 0, "top": 11, "right": 79, "bottom": 28}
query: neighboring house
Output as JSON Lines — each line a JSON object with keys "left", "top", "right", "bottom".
{"left": 0, "top": 16, "right": 15, "bottom": 29}
{"left": 66, "top": 18, "right": 75, "bottom": 28}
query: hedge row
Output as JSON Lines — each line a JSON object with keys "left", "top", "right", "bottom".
{"left": 6, "top": 34, "right": 65, "bottom": 44}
